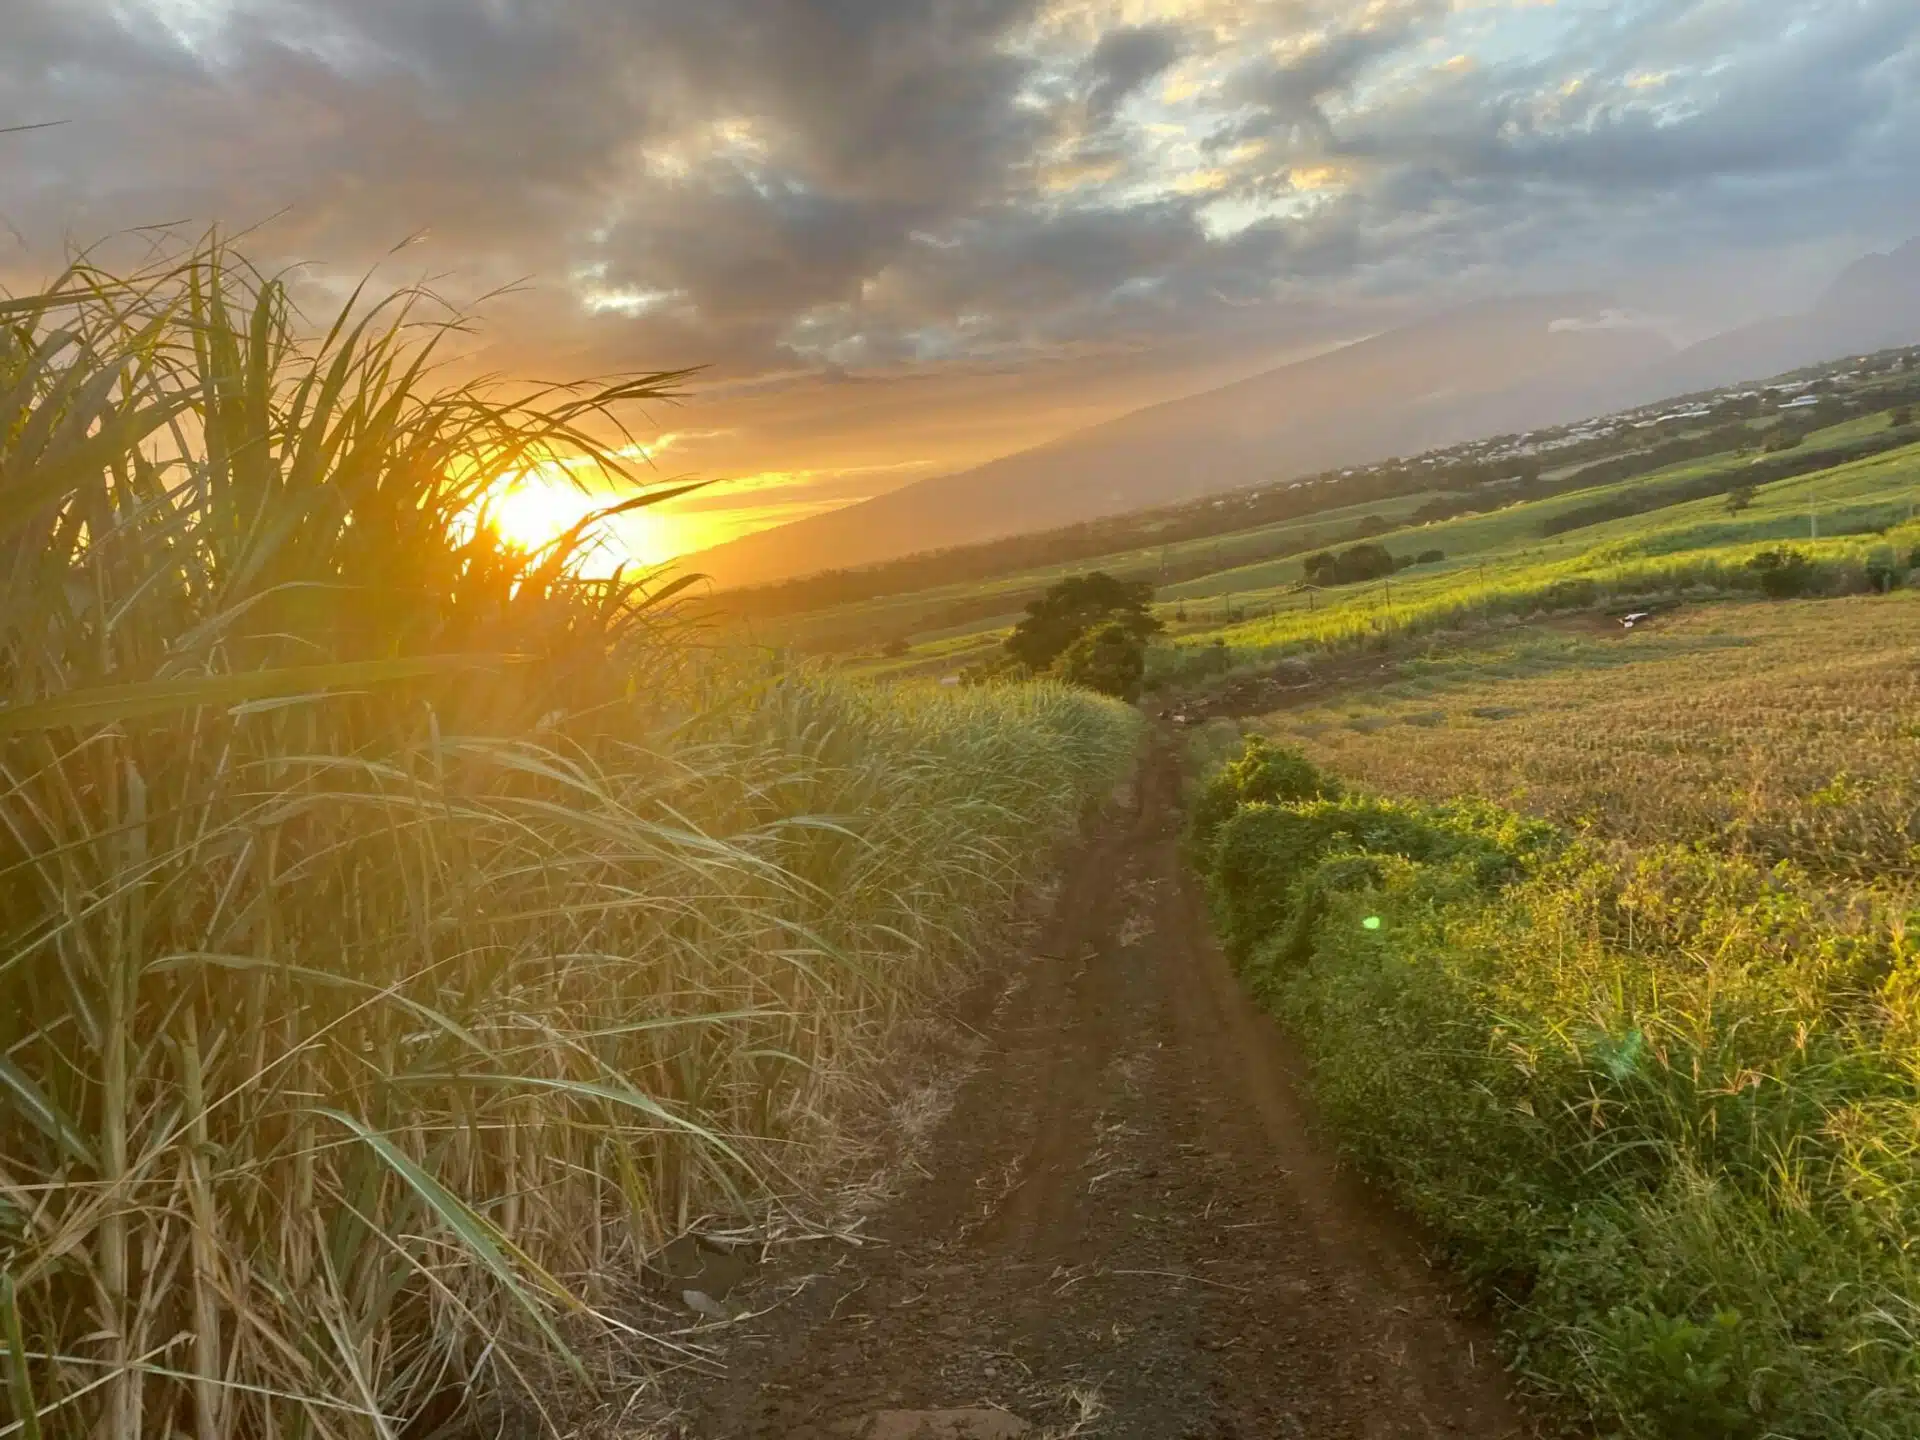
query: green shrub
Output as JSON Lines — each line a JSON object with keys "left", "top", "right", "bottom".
{"left": 1188, "top": 735, "right": 1340, "bottom": 857}
{"left": 1747, "top": 546, "right": 1818, "bottom": 598}
{"left": 1205, "top": 794, "right": 1529, "bottom": 965}
{"left": 1865, "top": 548, "right": 1904, "bottom": 592}
{"left": 1305, "top": 541, "right": 1397, "bottom": 587}
{"left": 1006, "top": 571, "right": 1161, "bottom": 670}
{"left": 1053, "top": 616, "right": 1148, "bottom": 701}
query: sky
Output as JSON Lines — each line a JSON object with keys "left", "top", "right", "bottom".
{"left": 5, "top": 0, "right": 1919, "bottom": 561}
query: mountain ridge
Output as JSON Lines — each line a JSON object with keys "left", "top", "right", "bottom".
{"left": 1615, "top": 237, "right": 1920, "bottom": 407}
{"left": 692, "top": 240, "right": 1920, "bottom": 588}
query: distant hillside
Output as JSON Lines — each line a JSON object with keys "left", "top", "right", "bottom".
{"left": 1628, "top": 238, "right": 1920, "bottom": 401}
{"left": 694, "top": 295, "right": 1671, "bottom": 586}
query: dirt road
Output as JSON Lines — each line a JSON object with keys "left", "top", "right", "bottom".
{"left": 675, "top": 735, "right": 1534, "bottom": 1439}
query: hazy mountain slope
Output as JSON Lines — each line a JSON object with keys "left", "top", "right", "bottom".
{"left": 1629, "top": 238, "right": 1920, "bottom": 401}
{"left": 695, "top": 295, "right": 1670, "bottom": 586}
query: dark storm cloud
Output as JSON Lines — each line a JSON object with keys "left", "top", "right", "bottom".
{"left": 1218, "top": 4, "right": 1442, "bottom": 151}
{"left": 637, "top": 0, "right": 1042, "bottom": 203}
{"left": 0, "top": 0, "right": 1054, "bottom": 368}
{"left": 891, "top": 203, "right": 1206, "bottom": 326}
{"left": 3, "top": 0, "right": 1919, "bottom": 394}
{"left": 1083, "top": 23, "right": 1186, "bottom": 128}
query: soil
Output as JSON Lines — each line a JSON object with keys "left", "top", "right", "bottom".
{"left": 666, "top": 732, "right": 1541, "bottom": 1440}
{"left": 1158, "top": 651, "right": 1402, "bottom": 726}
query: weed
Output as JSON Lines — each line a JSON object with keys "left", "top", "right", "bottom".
{"left": 1187, "top": 735, "right": 1341, "bottom": 859}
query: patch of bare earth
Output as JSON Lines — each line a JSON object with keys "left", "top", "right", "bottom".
{"left": 656, "top": 737, "right": 1540, "bottom": 1440}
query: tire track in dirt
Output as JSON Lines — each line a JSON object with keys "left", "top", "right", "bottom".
{"left": 974, "top": 784, "right": 1140, "bottom": 1263}
{"left": 672, "top": 734, "right": 1539, "bottom": 1440}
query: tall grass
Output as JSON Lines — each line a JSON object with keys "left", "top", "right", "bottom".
{"left": 0, "top": 245, "right": 1140, "bottom": 1439}
{"left": 1195, "top": 734, "right": 1920, "bottom": 1436}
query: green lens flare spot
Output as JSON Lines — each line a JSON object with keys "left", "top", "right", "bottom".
{"left": 1362, "top": 915, "right": 1382, "bottom": 931}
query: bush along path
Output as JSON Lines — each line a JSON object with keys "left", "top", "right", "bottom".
{"left": 1194, "top": 737, "right": 1920, "bottom": 1439}
{"left": 676, "top": 734, "right": 1531, "bottom": 1440}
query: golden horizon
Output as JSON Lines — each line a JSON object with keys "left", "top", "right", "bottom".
{"left": 481, "top": 472, "right": 861, "bottom": 572}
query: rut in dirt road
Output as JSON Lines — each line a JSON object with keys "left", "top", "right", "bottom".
{"left": 679, "top": 737, "right": 1536, "bottom": 1440}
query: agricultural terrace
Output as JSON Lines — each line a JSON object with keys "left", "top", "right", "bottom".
{"left": 754, "top": 401, "right": 1920, "bottom": 688}
{"left": 1160, "top": 433, "right": 1920, "bottom": 656}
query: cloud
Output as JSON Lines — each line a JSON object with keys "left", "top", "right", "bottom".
{"left": 1219, "top": 4, "right": 1444, "bottom": 152}
{"left": 1083, "top": 22, "right": 1186, "bottom": 127}
{"left": 3, "top": 0, "right": 1917, "bottom": 538}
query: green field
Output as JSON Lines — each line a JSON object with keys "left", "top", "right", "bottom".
{"left": 741, "top": 399, "right": 1920, "bottom": 687}
{"left": 745, "top": 368, "right": 1920, "bottom": 1436}
{"left": 9, "top": 237, "right": 1917, "bottom": 1440}
{"left": 1163, "top": 428, "right": 1920, "bottom": 649}
{"left": 1190, "top": 594, "right": 1920, "bottom": 1437}
{"left": 743, "top": 487, "right": 1441, "bottom": 664}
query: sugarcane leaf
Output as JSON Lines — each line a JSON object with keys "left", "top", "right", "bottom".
{"left": 0, "top": 654, "right": 524, "bottom": 734}
{"left": 318, "top": 1110, "right": 586, "bottom": 1379}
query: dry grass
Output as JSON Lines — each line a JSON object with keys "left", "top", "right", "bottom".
{"left": 1255, "top": 594, "right": 1920, "bottom": 882}
{"left": 0, "top": 243, "right": 1140, "bottom": 1440}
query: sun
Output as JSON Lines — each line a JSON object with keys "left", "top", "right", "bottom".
{"left": 486, "top": 479, "right": 602, "bottom": 551}
{"left": 480, "top": 476, "right": 683, "bottom": 570}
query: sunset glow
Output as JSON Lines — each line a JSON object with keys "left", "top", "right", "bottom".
{"left": 11, "top": 5, "right": 1920, "bottom": 1438}
{"left": 478, "top": 477, "right": 678, "bottom": 569}
{"left": 474, "top": 472, "right": 811, "bottom": 572}
{"left": 485, "top": 478, "right": 626, "bottom": 554}
{"left": 25, "top": 0, "right": 1912, "bottom": 587}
